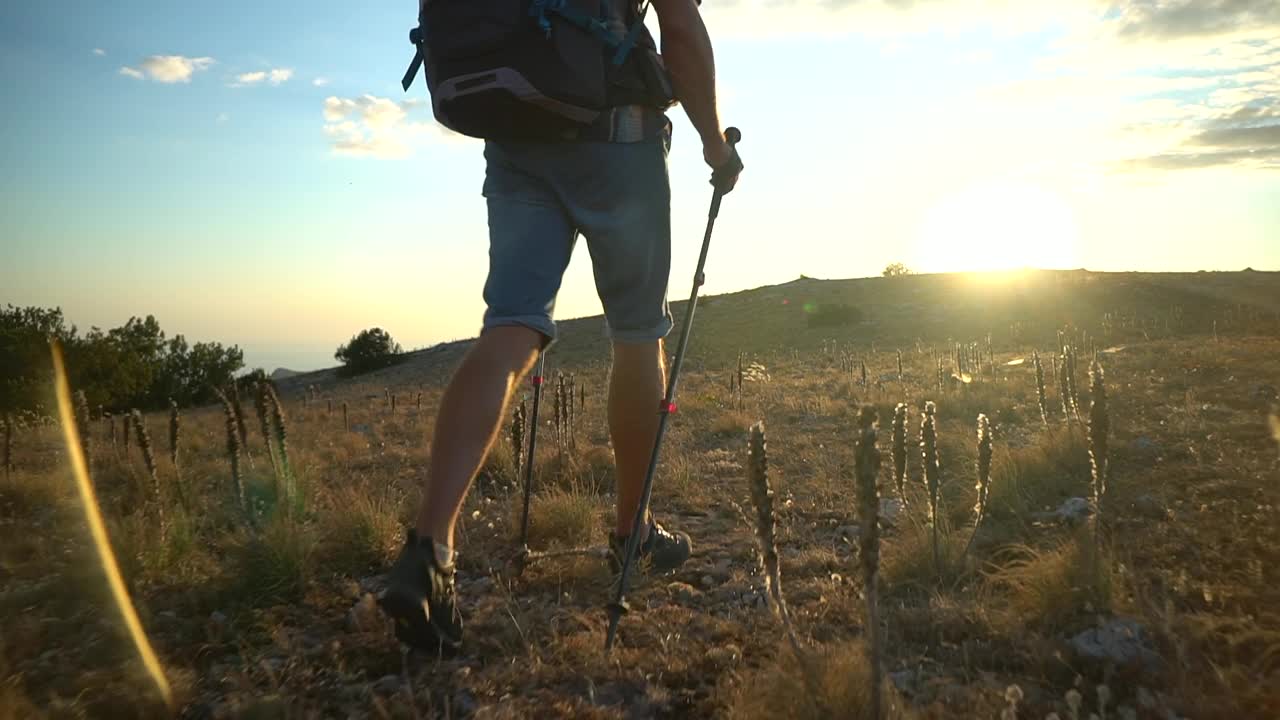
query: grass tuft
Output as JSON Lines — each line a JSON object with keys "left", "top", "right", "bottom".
{"left": 512, "top": 485, "right": 602, "bottom": 549}
{"left": 984, "top": 529, "right": 1113, "bottom": 633}
{"left": 232, "top": 514, "right": 318, "bottom": 603}
{"left": 731, "top": 640, "right": 914, "bottom": 720}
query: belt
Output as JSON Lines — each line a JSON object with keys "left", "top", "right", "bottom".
{"left": 563, "top": 105, "right": 671, "bottom": 143}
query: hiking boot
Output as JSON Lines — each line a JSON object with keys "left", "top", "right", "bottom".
{"left": 378, "top": 529, "right": 463, "bottom": 654}
{"left": 609, "top": 519, "right": 692, "bottom": 575}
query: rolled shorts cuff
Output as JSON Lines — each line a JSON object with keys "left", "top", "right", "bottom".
{"left": 606, "top": 315, "right": 674, "bottom": 344}
{"left": 482, "top": 314, "right": 557, "bottom": 347}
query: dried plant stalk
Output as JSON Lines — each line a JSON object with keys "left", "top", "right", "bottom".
{"left": 854, "top": 406, "right": 884, "bottom": 720}
{"left": 254, "top": 382, "right": 278, "bottom": 474}
{"left": 747, "top": 423, "right": 787, "bottom": 624}
{"left": 891, "top": 403, "right": 908, "bottom": 504}
{"left": 343, "top": 401, "right": 349, "bottom": 432}
{"left": 974, "top": 414, "right": 993, "bottom": 527}
{"left": 263, "top": 383, "right": 295, "bottom": 507}
{"left": 1034, "top": 351, "right": 1049, "bottom": 427}
{"left": 896, "top": 349, "right": 903, "bottom": 381}
{"left": 511, "top": 400, "right": 527, "bottom": 482}
{"left": 215, "top": 390, "right": 248, "bottom": 518}
{"left": 168, "top": 400, "right": 180, "bottom": 469}
{"left": 228, "top": 387, "right": 253, "bottom": 468}
{"left": 1088, "top": 361, "right": 1109, "bottom": 550}
{"left": 745, "top": 422, "right": 824, "bottom": 710}
{"left": 122, "top": 412, "right": 131, "bottom": 454}
{"left": 1269, "top": 403, "right": 1280, "bottom": 463}
{"left": 1066, "top": 344, "right": 1080, "bottom": 417}
{"left": 920, "top": 401, "right": 942, "bottom": 573}
{"left": 71, "top": 390, "right": 93, "bottom": 476}
{"left": 1058, "top": 349, "right": 1072, "bottom": 421}
{"left": 3, "top": 413, "right": 13, "bottom": 480}
{"left": 168, "top": 399, "right": 189, "bottom": 513}
{"left": 131, "top": 410, "right": 165, "bottom": 535}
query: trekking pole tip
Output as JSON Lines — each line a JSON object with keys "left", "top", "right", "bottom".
{"left": 725, "top": 127, "right": 741, "bottom": 145}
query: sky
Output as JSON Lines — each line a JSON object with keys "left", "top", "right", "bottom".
{"left": 2, "top": 0, "right": 1278, "bottom": 371}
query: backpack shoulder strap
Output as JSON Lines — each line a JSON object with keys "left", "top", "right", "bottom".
{"left": 611, "top": 1, "right": 650, "bottom": 65}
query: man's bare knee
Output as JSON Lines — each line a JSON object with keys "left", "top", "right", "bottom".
{"left": 476, "top": 325, "right": 543, "bottom": 373}
{"left": 611, "top": 338, "right": 664, "bottom": 366}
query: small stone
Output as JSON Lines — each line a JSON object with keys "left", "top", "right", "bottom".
{"left": 879, "top": 497, "right": 904, "bottom": 524}
{"left": 700, "top": 574, "right": 716, "bottom": 589}
{"left": 1069, "top": 618, "right": 1163, "bottom": 674}
{"left": 1131, "top": 494, "right": 1167, "bottom": 519}
{"left": 1057, "top": 497, "right": 1091, "bottom": 521}
{"left": 706, "top": 644, "right": 741, "bottom": 669}
{"left": 372, "top": 674, "right": 400, "bottom": 695}
{"left": 667, "top": 581, "right": 701, "bottom": 605}
{"left": 347, "top": 593, "right": 383, "bottom": 633}
{"left": 889, "top": 670, "right": 915, "bottom": 694}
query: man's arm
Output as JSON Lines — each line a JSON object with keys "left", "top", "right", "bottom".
{"left": 651, "top": 0, "right": 737, "bottom": 173}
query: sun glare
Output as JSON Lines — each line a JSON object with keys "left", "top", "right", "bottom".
{"left": 914, "top": 183, "right": 1081, "bottom": 274}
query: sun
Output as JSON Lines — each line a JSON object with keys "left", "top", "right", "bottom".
{"left": 913, "top": 183, "right": 1081, "bottom": 274}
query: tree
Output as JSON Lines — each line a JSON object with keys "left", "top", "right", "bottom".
{"left": 882, "top": 263, "right": 914, "bottom": 277}
{"left": 0, "top": 306, "right": 243, "bottom": 413}
{"left": 335, "top": 328, "right": 404, "bottom": 376}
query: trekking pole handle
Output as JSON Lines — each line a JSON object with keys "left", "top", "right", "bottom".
{"left": 725, "top": 127, "right": 741, "bottom": 146}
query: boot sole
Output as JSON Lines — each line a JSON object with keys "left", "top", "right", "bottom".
{"left": 377, "top": 588, "right": 462, "bottom": 655}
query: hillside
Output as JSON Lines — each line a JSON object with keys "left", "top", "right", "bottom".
{"left": 279, "top": 269, "right": 1280, "bottom": 395}
{"left": 3, "top": 268, "right": 1279, "bottom": 718}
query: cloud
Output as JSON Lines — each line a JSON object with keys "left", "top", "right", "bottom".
{"left": 313, "top": 77, "right": 330, "bottom": 87}
{"left": 217, "top": 112, "right": 230, "bottom": 124}
{"left": 92, "top": 48, "right": 106, "bottom": 56}
{"left": 1103, "top": 0, "right": 1280, "bottom": 40}
{"left": 1121, "top": 99, "right": 1280, "bottom": 170}
{"left": 231, "top": 67, "right": 294, "bottom": 87}
{"left": 119, "top": 55, "right": 215, "bottom": 83}
{"left": 322, "top": 94, "right": 458, "bottom": 158}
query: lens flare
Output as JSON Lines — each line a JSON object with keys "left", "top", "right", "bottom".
{"left": 50, "top": 341, "right": 174, "bottom": 710}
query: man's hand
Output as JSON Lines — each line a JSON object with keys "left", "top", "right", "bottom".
{"left": 704, "top": 131, "right": 743, "bottom": 193}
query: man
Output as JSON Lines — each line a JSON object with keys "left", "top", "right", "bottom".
{"left": 379, "top": 0, "right": 742, "bottom": 652}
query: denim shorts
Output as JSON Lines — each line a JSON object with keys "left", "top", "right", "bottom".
{"left": 479, "top": 130, "right": 674, "bottom": 345}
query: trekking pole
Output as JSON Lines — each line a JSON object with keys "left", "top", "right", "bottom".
{"left": 514, "top": 351, "right": 547, "bottom": 574}
{"left": 605, "top": 128, "right": 742, "bottom": 652}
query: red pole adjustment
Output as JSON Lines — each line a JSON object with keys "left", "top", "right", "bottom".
{"left": 660, "top": 401, "right": 677, "bottom": 414}
{"left": 532, "top": 376, "right": 544, "bottom": 386}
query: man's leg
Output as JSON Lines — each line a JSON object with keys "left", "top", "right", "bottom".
{"left": 416, "top": 325, "right": 542, "bottom": 551}
{"left": 609, "top": 339, "right": 666, "bottom": 538}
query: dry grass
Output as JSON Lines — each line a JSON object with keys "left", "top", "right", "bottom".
{"left": 882, "top": 513, "right": 970, "bottom": 591}
{"left": 230, "top": 513, "right": 318, "bottom": 603}
{"left": 732, "top": 640, "right": 915, "bottom": 720}
{"left": 4, "top": 274, "right": 1279, "bottom": 717}
{"left": 511, "top": 485, "right": 603, "bottom": 550}
{"left": 983, "top": 530, "right": 1113, "bottom": 634}
{"left": 320, "top": 482, "right": 404, "bottom": 574}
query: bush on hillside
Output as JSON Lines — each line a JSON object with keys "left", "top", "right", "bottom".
{"left": 805, "top": 303, "right": 864, "bottom": 329}
{"left": 335, "top": 328, "right": 404, "bottom": 376}
{"left": 1, "top": 305, "right": 243, "bottom": 413}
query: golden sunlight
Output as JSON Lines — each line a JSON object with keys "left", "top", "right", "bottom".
{"left": 913, "top": 183, "right": 1081, "bottom": 273}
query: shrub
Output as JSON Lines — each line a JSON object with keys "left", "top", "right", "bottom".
{"left": 805, "top": 303, "right": 864, "bottom": 329}
{"left": 334, "top": 328, "right": 404, "bottom": 376}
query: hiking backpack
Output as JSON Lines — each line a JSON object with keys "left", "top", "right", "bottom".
{"left": 401, "top": 0, "right": 674, "bottom": 140}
